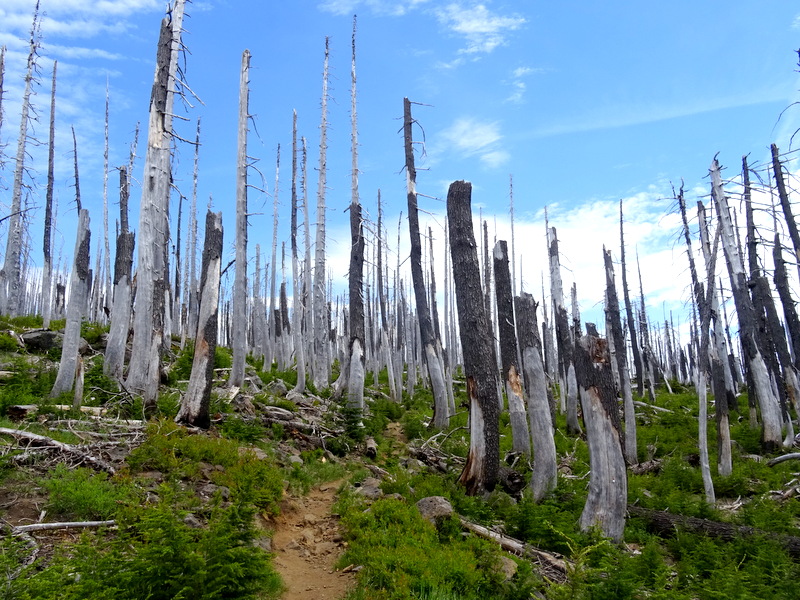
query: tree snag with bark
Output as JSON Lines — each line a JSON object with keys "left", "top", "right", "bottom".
{"left": 447, "top": 180, "right": 500, "bottom": 496}
{"left": 176, "top": 210, "right": 223, "bottom": 428}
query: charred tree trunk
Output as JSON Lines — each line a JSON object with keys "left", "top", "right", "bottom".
{"left": 494, "top": 240, "right": 530, "bottom": 456}
{"left": 575, "top": 332, "right": 627, "bottom": 542}
{"left": 620, "top": 199, "right": 644, "bottom": 397}
{"left": 773, "top": 235, "right": 800, "bottom": 374}
{"left": 603, "top": 247, "right": 637, "bottom": 465}
{"left": 771, "top": 144, "right": 800, "bottom": 281}
{"left": 448, "top": 180, "right": 500, "bottom": 496}
{"left": 42, "top": 60, "right": 56, "bottom": 329}
{"left": 404, "top": 97, "right": 449, "bottom": 428}
{"left": 176, "top": 211, "right": 223, "bottom": 428}
{"left": 51, "top": 210, "right": 90, "bottom": 398}
{"left": 515, "top": 293, "right": 557, "bottom": 501}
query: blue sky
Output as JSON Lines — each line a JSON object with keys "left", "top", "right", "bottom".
{"left": 1, "top": 0, "right": 799, "bottom": 333}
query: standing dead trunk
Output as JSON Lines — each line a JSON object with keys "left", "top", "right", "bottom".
{"left": 575, "top": 332, "right": 627, "bottom": 542}
{"left": 42, "top": 60, "right": 56, "bottom": 329}
{"left": 376, "top": 191, "right": 398, "bottom": 401}
{"left": 176, "top": 211, "right": 223, "bottom": 428}
{"left": 515, "top": 293, "right": 558, "bottom": 501}
{"left": 494, "top": 240, "right": 530, "bottom": 456}
{"left": 403, "top": 98, "right": 449, "bottom": 428}
{"left": 603, "top": 247, "right": 637, "bottom": 465}
{"left": 448, "top": 180, "right": 500, "bottom": 496}
{"left": 1, "top": 4, "right": 40, "bottom": 316}
{"left": 51, "top": 210, "right": 90, "bottom": 398}
{"left": 312, "top": 39, "right": 331, "bottom": 390}
{"left": 127, "top": 1, "right": 185, "bottom": 406}
{"left": 266, "top": 145, "right": 281, "bottom": 370}
{"left": 773, "top": 235, "right": 800, "bottom": 373}
{"left": 230, "top": 49, "right": 251, "bottom": 388}
{"left": 186, "top": 118, "right": 201, "bottom": 342}
{"left": 620, "top": 200, "right": 644, "bottom": 397}
{"left": 771, "top": 144, "right": 800, "bottom": 282}
{"left": 102, "top": 84, "right": 112, "bottom": 319}
{"left": 290, "top": 112, "right": 306, "bottom": 394}
{"left": 710, "top": 158, "right": 782, "bottom": 449}
{"left": 346, "top": 18, "right": 366, "bottom": 413}
{"left": 104, "top": 229, "right": 135, "bottom": 381}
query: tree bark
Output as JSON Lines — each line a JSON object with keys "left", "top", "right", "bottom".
{"left": 448, "top": 180, "right": 500, "bottom": 496}
{"left": 42, "top": 60, "right": 56, "bottom": 329}
{"left": 176, "top": 210, "right": 223, "bottom": 428}
{"left": 620, "top": 199, "right": 644, "bottom": 397}
{"left": 51, "top": 210, "right": 90, "bottom": 398}
{"left": 515, "top": 293, "right": 557, "bottom": 501}
{"left": 404, "top": 98, "right": 449, "bottom": 428}
{"left": 575, "top": 332, "right": 627, "bottom": 542}
{"left": 104, "top": 228, "right": 135, "bottom": 381}
{"left": 494, "top": 240, "right": 530, "bottom": 456}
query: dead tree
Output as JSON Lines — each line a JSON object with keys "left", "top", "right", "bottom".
{"left": 603, "top": 247, "right": 637, "bottom": 465}
{"left": 290, "top": 112, "right": 306, "bottom": 394}
{"left": 1, "top": 3, "right": 40, "bottom": 316}
{"left": 312, "top": 39, "right": 331, "bottom": 390}
{"left": 265, "top": 145, "right": 280, "bottom": 370}
{"left": 102, "top": 84, "right": 112, "bottom": 319}
{"left": 494, "top": 240, "right": 530, "bottom": 456}
{"left": 51, "top": 210, "right": 90, "bottom": 398}
{"left": 404, "top": 98, "right": 449, "bottom": 428}
{"left": 176, "top": 211, "right": 223, "bottom": 428}
{"left": 771, "top": 144, "right": 800, "bottom": 282}
{"left": 448, "top": 180, "right": 500, "bottom": 496}
{"left": 42, "top": 61, "right": 56, "bottom": 329}
{"left": 346, "top": 17, "right": 366, "bottom": 412}
{"left": 230, "top": 49, "right": 250, "bottom": 388}
{"left": 515, "top": 293, "right": 557, "bottom": 501}
{"left": 575, "top": 332, "right": 627, "bottom": 542}
{"left": 126, "top": 0, "right": 186, "bottom": 407}
{"left": 710, "top": 157, "right": 782, "bottom": 450}
{"left": 620, "top": 199, "right": 644, "bottom": 397}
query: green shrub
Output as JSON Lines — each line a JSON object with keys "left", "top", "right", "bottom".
{"left": 42, "top": 465, "right": 134, "bottom": 520}
{"left": 80, "top": 321, "right": 108, "bottom": 346}
{"left": 219, "top": 416, "right": 266, "bottom": 443}
{"left": 0, "top": 331, "right": 20, "bottom": 352}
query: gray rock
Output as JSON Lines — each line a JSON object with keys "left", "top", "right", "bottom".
{"left": 288, "top": 455, "right": 304, "bottom": 465}
{"left": 266, "top": 379, "right": 288, "bottom": 397}
{"left": 21, "top": 329, "right": 61, "bottom": 352}
{"left": 354, "top": 477, "right": 383, "bottom": 500}
{"left": 416, "top": 496, "right": 454, "bottom": 524}
{"left": 499, "top": 556, "right": 518, "bottom": 581}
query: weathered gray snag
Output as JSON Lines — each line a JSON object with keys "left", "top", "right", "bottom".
{"left": 230, "top": 49, "right": 250, "bottom": 388}
{"left": 710, "top": 158, "right": 782, "bottom": 449}
{"left": 404, "top": 98, "right": 449, "bottom": 428}
{"left": 447, "top": 180, "right": 500, "bottom": 495}
{"left": 127, "top": 1, "right": 185, "bottom": 404}
{"left": 575, "top": 333, "right": 626, "bottom": 542}
{"left": 266, "top": 146, "right": 281, "bottom": 369}
{"left": 515, "top": 293, "right": 557, "bottom": 501}
{"left": 290, "top": 111, "right": 306, "bottom": 394}
{"left": 42, "top": 60, "right": 56, "bottom": 329}
{"left": 773, "top": 234, "right": 800, "bottom": 374}
{"left": 620, "top": 199, "right": 644, "bottom": 397}
{"left": 493, "top": 240, "right": 530, "bottom": 456}
{"left": 176, "top": 211, "right": 223, "bottom": 428}
{"left": 104, "top": 209, "right": 134, "bottom": 381}
{"left": 1, "top": 5, "right": 40, "bottom": 316}
{"left": 771, "top": 144, "right": 800, "bottom": 281}
{"left": 51, "top": 210, "right": 90, "bottom": 398}
{"left": 603, "top": 247, "right": 637, "bottom": 465}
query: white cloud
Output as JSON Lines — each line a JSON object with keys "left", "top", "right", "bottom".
{"left": 436, "top": 117, "right": 512, "bottom": 168}
{"left": 435, "top": 3, "right": 525, "bottom": 55}
{"left": 318, "top": 0, "right": 430, "bottom": 17}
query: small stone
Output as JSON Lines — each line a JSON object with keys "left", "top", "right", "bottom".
{"left": 183, "top": 513, "right": 203, "bottom": 528}
{"left": 288, "top": 455, "right": 304, "bottom": 465}
{"left": 416, "top": 496, "right": 454, "bottom": 525}
{"left": 499, "top": 556, "right": 518, "bottom": 581}
{"left": 303, "top": 513, "right": 318, "bottom": 525}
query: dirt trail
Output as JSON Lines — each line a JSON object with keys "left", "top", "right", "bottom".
{"left": 271, "top": 480, "right": 355, "bottom": 600}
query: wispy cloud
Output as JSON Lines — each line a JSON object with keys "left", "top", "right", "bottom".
{"left": 318, "top": 0, "right": 430, "bottom": 17}
{"left": 504, "top": 65, "right": 544, "bottom": 103}
{"left": 437, "top": 117, "right": 509, "bottom": 168}
{"left": 435, "top": 3, "right": 525, "bottom": 55}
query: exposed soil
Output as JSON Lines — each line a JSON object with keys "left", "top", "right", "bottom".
{"left": 270, "top": 480, "right": 356, "bottom": 600}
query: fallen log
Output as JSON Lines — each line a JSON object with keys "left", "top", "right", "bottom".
{"left": 627, "top": 505, "right": 800, "bottom": 557}
{"left": 0, "top": 427, "right": 116, "bottom": 474}
{"left": 767, "top": 453, "right": 800, "bottom": 467}
{"left": 15, "top": 520, "right": 116, "bottom": 533}
{"left": 459, "top": 517, "right": 569, "bottom": 584}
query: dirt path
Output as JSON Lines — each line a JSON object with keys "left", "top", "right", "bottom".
{"left": 271, "top": 480, "right": 355, "bottom": 600}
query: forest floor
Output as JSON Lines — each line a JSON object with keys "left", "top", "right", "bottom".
{"left": 270, "top": 479, "right": 355, "bottom": 600}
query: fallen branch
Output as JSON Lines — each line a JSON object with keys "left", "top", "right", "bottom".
{"left": 633, "top": 401, "right": 672, "bottom": 414}
{"left": 628, "top": 505, "right": 800, "bottom": 557}
{"left": 0, "top": 427, "right": 116, "bottom": 474}
{"left": 15, "top": 520, "right": 116, "bottom": 533}
{"left": 767, "top": 453, "right": 800, "bottom": 467}
{"left": 459, "top": 517, "right": 569, "bottom": 584}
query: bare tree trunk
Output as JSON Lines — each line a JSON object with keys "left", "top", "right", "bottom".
{"left": 710, "top": 158, "right": 782, "bottom": 449}
{"left": 176, "top": 211, "right": 223, "bottom": 428}
{"left": 773, "top": 235, "right": 800, "bottom": 373}
{"left": 104, "top": 229, "right": 134, "bottom": 381}
{"left": 575, "top": 332, "right": 627, "bottom": 542}
{"left": 771, "top": 144, "right": 800, "bottom": 282}
{"left": 620, "top": 200, "right": 644, "bottom": 397}
{"left": 265, "top": 145, "right": 281, "bottom": 371}
{"left": 403, "top": 98, "right": 449, "bottom": 428}
{"left": 1, "top": 4, "right": 40, "bottom": 316}
{"left": 42, "top": 60, "right": 56, "bottom": 329}
{"left": 127, "top": 1, "right": 185, "bottom": 407}
{"left": 494, "top": 240, "right": 530, "bottom": 456}
{"left": 186, "top": 118, "right": 201, "bottom": 343}
{"left": 515, "top": 293, "right": 557, "bottom": 501}
{"left": 102, "top": 83, "right": 112, "bottom": 319}
{"left": 376, "top": 191, "right": 398, "bottom": 401}
{"left": 230, "top": 49, "right": 250, "bottom": 388}
{"left": 346, "top": 18, "right": 366, "bottom": 413}
{"left": 448, "top": 180, "right": 500, "bottom": 496}
{"left": 289, "top": 112, "right": 306, "bottom": 394}
{"left": 312, "top": 39, "right": 331, "bottom": 390}
{"left": 603, "top": 247, "right": 637, "bottom": 465}
{"left": 51, "top": 210, "right": 90, "bottom": 397}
